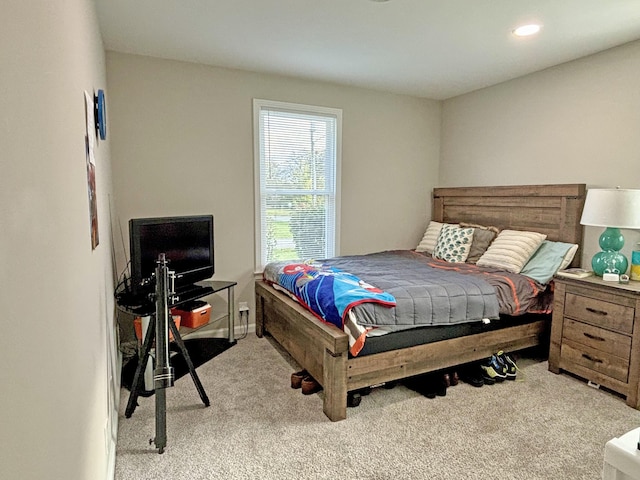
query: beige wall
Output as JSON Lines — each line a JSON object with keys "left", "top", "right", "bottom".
{"left": 441, "top": 40, "right": 640, "bottom": 267}
{"left": 106, "top": 52, "right": 441, "bottom": 324}
{"left": 1, "top": 1, "right": 117, "bottom": 479}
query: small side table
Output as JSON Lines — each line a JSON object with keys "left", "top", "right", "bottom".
{"left": 549, "top": 276, "right": 640, "bottom": 408}
{"left": 603, "top": 427, "right": 640, "bottom": 480}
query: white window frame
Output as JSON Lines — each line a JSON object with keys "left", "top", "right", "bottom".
{"left": 253, "top": 99, "right": 342, "bottom": 271}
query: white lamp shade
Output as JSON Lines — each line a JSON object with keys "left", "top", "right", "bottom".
{"left": 580, "top": 189, "right": 640, "bottom": 228}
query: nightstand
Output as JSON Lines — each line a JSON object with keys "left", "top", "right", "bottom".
{"left": 549, "top": 276, "right": 640, "bottom": 409}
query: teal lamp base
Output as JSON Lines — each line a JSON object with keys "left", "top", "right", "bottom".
{"left": 592, "top": 251, "right": 628, "bottom": 276}
{"left": 591, "top": 227, "right": 628, "bottom": 276}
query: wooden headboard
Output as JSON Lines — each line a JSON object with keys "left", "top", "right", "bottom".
{"left": 432, "top": 184, "right": 586, "bottom": 266}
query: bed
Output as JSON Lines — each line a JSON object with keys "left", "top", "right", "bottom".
{"left": 255, "top": 184, "right": 586, "bottom": 421}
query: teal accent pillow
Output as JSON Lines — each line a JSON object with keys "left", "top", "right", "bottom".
{"left": 520, "top": 240, "right": 578, "bottom": 284}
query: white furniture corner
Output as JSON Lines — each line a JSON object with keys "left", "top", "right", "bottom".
{"left": 603, "top": 427, "right": 640, "bottom": 480}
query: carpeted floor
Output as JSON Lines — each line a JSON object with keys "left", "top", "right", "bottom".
{"left": 115, "top": 335, "right": 640, "bottom": 480}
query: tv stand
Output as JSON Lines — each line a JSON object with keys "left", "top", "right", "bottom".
{"left": 192, "top": 280, "right": 237, "bottom": 344}
{"left": 120, "top": 280, "right": 236, "bottom": 343}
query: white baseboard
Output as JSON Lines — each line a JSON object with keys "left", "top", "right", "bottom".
{"left": 106, "top": 436, "right": 116, "bottom": 480}
{"left": 185, "top": 322, "right": 256, "bottom": 340}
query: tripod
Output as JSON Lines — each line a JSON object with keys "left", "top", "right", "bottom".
{"left": 124, "top": 254, "right": 210, "bottom": 454}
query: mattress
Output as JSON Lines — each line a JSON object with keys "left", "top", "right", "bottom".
{"left": 355, "top": 313, "right": 549, "bottom": 357}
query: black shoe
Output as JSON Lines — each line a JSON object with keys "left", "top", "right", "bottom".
{"left": 480, "top": 355, "right": 507, "bottom": 383}
{"left": 403, "top": 374, "right": 427, "bottom": 395}
{"left": 404, "top": 372, "right": 447, "bottom": 398}
{"left": 347, "top": 391, "right": 362, "bottom": 407}
{"left": 434, "top": 373, "right": 448, "bottom": 397}
{"left": 460, "top": 365, "right": 484, "bottom": 388}
{"left": 481, "top": 373, "right": 496, "bottom": 385}
{"left": 497, "top": 351, "right": 518, "bottom": 380}
{"left": 422, "top": 373, "right": 444, "bottom": 398}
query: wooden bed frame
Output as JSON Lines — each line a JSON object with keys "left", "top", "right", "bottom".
{"left": 255, "top": 184, "right": 586, "bottom": 421}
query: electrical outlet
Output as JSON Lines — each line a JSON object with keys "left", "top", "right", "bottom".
{"left": 239, "top": 301, "right": 249, "bottom": 312}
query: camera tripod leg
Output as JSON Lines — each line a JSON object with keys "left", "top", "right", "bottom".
{"left": 125, "top": 316, "right": 156, "bottom": 418}
{"left": 153, "top": 386, "right": 167, "bottom": 454}
{"left": 169, "top": 320, "right": 210, "bottom": 407}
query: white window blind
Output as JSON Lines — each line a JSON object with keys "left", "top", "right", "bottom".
{"left": 253, "top": 99, "right": 341, "bottom": 270}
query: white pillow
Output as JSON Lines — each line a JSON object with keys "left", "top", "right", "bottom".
{"left": 476, "top": 229, "right": 547, "bottom": 273}
{"left": 433, "top": 225, "right": 474, "bottom": 263}
{"left": 559, "top": 243, "right": 579, "bottom": 270}
{"left": 416, "top": 221, "right": 458, "bottom": 254}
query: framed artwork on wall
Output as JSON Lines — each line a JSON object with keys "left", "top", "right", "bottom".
{"left": 84, "top": 91, "right": 99, "bottom": 249}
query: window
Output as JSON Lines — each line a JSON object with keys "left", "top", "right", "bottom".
{"left": 253, "top": 99, "right": 341, "bottom": 270}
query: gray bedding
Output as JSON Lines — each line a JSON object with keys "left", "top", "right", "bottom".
{"left": 322, "top": 250, "right": 500, "bottom": 327}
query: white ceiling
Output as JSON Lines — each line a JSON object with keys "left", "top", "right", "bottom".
{"left": 95, "top": 0, "right": 640, "bottom": 100}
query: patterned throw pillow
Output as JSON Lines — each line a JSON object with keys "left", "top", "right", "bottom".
{"left": 416, "top": 221, "right": 458, "bottom": 254}
{"left": 432, "top": 225, "right": 474, "bottom": 263}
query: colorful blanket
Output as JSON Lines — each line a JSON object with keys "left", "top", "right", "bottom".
{"left": 273, "top": 262, "right": 396, "bottom": 329}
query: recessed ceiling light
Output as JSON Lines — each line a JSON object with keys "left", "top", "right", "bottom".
{"left": 512, "top": 24, "right": 542, "bottom": 37}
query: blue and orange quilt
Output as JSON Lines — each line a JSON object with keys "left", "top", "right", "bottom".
{"left": 273, "top": 262, "right": 396, "bottom": 329}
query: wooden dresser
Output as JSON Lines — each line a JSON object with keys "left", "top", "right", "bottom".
{"left": 549, "top": 276, "right": 640, "bottom": 409}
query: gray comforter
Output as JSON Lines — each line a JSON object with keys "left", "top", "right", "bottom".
{"left": 320, "top": 250, "right": 500, "bottom": 327}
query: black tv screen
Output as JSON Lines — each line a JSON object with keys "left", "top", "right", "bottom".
{"left": 129, "top": 215, "right": 214, "bottom": 297}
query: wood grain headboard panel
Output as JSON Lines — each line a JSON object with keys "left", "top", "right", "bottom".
{"left": 432, "top": 184, "right": 586, "bottom": 266}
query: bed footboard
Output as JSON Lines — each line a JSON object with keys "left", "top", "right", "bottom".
{"left": 255, "top": 280, "right": 349, "bottom": 421}
{"left": 255, "top": 280, "right": 550, "bottom": 421}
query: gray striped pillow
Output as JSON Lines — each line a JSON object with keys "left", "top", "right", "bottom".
{"left": 476, "top": 229, "right": 547, "bottom": 273}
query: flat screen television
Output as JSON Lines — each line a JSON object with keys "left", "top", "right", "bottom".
{"left": 128, "top": 215, "right": 214, "bottom": 299}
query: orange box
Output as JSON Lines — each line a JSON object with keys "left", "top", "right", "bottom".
{"left": 134, "top": 315, "right": 181, "bottom": 341}
{"left": 172, "top": 302, "right": 211, "bottom": 329}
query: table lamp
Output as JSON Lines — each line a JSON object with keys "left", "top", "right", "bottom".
{"left": 580, "top": 188, "right": 640, "bottom": 277}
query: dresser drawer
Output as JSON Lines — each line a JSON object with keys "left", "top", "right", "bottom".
{"left": 564, "top": 293, "right": 634, "bottom": 334}
{"left": 560, "top": 340, "right": 629, "bottom": 383}
{"left": 562, "top": 318, "right": 631, "bottom": 361}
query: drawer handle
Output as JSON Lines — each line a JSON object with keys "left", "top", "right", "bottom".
{"left": 583, "top": 332, "right": 605, "bottom": 342}
{"left": 582, "top": 353, "right": 603, "bottom": 364}
{"left": 585, "top": 307, "right": 608, "bottom": 316}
